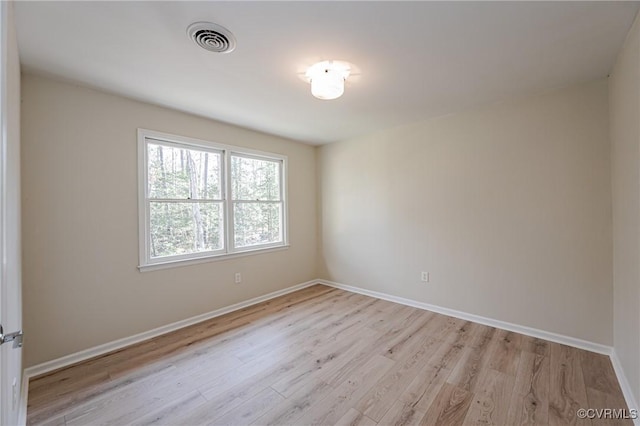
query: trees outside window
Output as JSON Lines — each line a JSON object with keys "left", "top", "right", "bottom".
{"left": 138, "top": 130, "right": 287, "bottom": 270}
{"left": 231, "top": 154, "right": 283, "bottom": 248}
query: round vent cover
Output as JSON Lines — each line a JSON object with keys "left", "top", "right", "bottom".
{"left": 187, "top": 22, "right": 236, "bottom": 54}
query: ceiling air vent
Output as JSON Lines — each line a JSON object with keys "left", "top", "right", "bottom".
{"left": 187, "top": 22, "right": 236, "bottom": 54}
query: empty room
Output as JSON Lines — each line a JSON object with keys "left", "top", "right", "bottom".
{"left": 1, "top": 1, "right": 640, "bottom": 425}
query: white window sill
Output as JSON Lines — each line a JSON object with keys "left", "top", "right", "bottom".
{"left": 138, "top": 244, "right": 290, "bottom": 272}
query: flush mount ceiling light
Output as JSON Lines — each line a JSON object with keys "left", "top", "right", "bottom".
{"left": 305, "top": 61, "right": 351, "bottom": 100}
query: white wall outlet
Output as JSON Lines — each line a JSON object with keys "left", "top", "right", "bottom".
{"left": 234, "top": 272, "right": 242, "bottom": 284}
{"left": 421, "top": 271, "right": 429, "bottom": 282}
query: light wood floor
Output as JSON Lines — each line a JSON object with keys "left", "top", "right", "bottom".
{"left": 27, "top": 284, "right": 631, "bottom": 425}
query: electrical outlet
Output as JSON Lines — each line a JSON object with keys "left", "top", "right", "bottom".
{"left": 235, "top": 272, "right": 242, "bottom": 284}
{"left": 421, "top": 272, "right": 429, "bottom": 282}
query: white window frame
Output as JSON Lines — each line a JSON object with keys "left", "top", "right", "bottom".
{"left": 138, "top": 129, "right": 288, "bottom": 271}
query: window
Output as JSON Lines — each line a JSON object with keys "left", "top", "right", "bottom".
{"left": 138, "top": 129, "right": 287, "bottom": 270}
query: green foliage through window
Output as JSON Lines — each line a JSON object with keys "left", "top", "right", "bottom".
{"left": 231, "top": 155, "right": 282, "bottom": 248}
{"left": 141, "top": 133, "right": 286, "bottom": 265}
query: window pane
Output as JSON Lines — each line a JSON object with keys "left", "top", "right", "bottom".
{"left": 148, "top": 143, "right": 221, "bottom": 200}
{"left": 150, "top": 202, "right": 223, "bottom": 258}
{"left": 234, "top": 202, "right": 282, "bottom": 248}
{"left": 231, "top": 155, "right": 281, "bottom": 201}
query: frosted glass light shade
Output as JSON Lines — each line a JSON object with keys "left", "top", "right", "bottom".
{"left": 311, "top": 69, "right": 344, "bottom": 100}
{"left": 306, "top": 61, "right": 351, "bottom": 100}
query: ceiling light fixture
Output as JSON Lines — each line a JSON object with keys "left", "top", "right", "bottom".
{"left": 305, "top": 61, "right": 351, "bottom": 100}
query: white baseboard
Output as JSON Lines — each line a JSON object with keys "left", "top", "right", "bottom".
{"left": 23, "top": 279, "right": 318, "bottom": 380}
{"left": 610, "top": 349, "right": 640, "bottom": 425}
{"left": 317, "top": 279, "right": 612, "bottom": 355}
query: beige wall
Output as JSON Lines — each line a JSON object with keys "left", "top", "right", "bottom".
{"left": 21, "top": 74, "right": 317, "bottom": 366}
{"left": 610, "top": 12, "right": 640, "bottom": 406}
{"left": 319, "top": 80, "right": 613, "bottom": 345}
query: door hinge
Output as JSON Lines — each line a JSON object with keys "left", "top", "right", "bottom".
{"left": 0, "top": 325, "right": 23, "bottom": 348}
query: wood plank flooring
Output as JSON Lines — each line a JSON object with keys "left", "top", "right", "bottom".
{"left": 27, "top": 285, "right": 632, "bottom": 425}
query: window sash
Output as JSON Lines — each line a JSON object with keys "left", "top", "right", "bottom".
{"left": 145, "top": 202, "right": 228, "bottom": 262}
{"left": 231, "top": 200, "right": 284, "bottom": 249}
{"left": 146, "top": 138, "right": 224, "bottom": 202}
{"left": 230, "top": 152, "right": 284, "bottom": 202}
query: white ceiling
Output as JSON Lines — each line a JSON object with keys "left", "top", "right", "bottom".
{"left": 14, "top": 1, "right": 640, "bottom": 145}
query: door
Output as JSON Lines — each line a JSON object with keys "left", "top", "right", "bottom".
{"left": 0, "top": 1, "right": 23, "bottom": 424}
